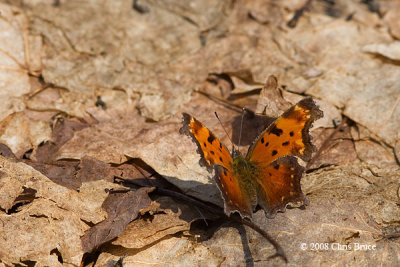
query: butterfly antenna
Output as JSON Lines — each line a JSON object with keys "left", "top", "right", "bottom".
{"left": 214, "top": 112, "right": 235, "bottom": 152}
{"left": 238, "top": 108, "right": 246, "bottom": 148}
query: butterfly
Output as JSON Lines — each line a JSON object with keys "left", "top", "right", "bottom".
{"left": 180, "top": 97, "right": 323, "bottom": 219}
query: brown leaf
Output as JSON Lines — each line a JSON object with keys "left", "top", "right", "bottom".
{"left": 112, "top": 196, "right": 205, "bottom": 249}
{"left": 23, "top": 156, "right": 115, "bottom": 191}
{"left": 255, "top": 75, "right": 291, "bottom": 117}
{"left": 81, "top": 187, "right": 154, "bottom": 253}
{"left": 0, "top": 112, "right": 52, "bottom": 157}
{"left": 33, "top": 118, "right": 87, "bottom": 162}
{"left": 0, "top": 143, "right": 17, "bottom": 160}
{"left": 0, "top": 156, "right": 119, "bottom": 265}
{"left": 76, "top": 156, "right": 114, "bottom": 184}
{"left": 0, "top": 3, "right": 40, "bottom": 121}
{"left": 97, "top": 236, "right": 224, "bottom": 266}
{"left": 308, "top": 127, "right": 358, "bottom": 169}
{"left": 2, "top": 0, "right": 400, "bottom": 265}
{"left": 23, "top": 160, "right": 79, "bottom": 190}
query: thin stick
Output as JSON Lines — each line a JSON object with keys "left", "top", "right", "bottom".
{"left": 196, "top": 90, "right": 255, "bottom": 116}
{"left": 238, "top": 108, "right": 246, "bottom": 147}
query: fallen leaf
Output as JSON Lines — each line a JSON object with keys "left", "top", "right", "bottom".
{"left": 0, "top": 156, "right": 121, "bottom": 265}
{"left": 1, "top": 0, "right": 399, "bottom": 265}
{"left": 81, "top": 187, "right": 154, "bottom": 253}
{"left": 0, "top": 112, "right": 51, "bottom": 157}
{"left": 255, "top": 75, "right": 291, "bottom": 117}
{"left": 383, "top": 8, "right": 400, "bottom": 40}
{"left": 0, "top": 3, "right": 41, "bottom": 121}
{"left": 96, "top": 236, "right": 223, "bottom": 266}
{"left": 112, "top": 196, "right": 205, "bottom": 249}
{"left": 76, "top": 156, "right": 114, "bottom": 184}
{"left": 362, "top": 42, "right": 400, "bottom": 61}
{"left": 32, "top": 117, "right": 87, "bottom": 162}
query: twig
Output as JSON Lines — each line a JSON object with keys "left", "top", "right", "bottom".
{"left": 196, "top": 90, "right": 255, "bottom": 116}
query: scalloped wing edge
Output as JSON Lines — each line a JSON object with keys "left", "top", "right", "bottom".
{"left": 257, "top": 155, "right": 309, "bottom": 219}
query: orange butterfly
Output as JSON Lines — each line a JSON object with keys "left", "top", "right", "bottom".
{"left": 180, "top": 98, "right": 323, "bottom": 219}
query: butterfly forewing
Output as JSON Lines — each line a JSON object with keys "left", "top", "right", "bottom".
{"left": 180, "top": 113, "right": 233, "bottom": 171}
{"left": 256, "top": 156, "right": 308, "bottom": 218}
{"left": 246, "top": 98, "right": 323, "bottom": 165}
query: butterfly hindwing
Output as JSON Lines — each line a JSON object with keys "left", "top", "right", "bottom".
{"left": 247, "top": 97, "right": 323, "bottom": 165}
{"left": 256, "top": 156, "right": 308, "bottom": 218}
{"left": 214, "top": 165, "right": 254, "bottom": 218}
{"left": 180, "top": 113, "right": 232, "bottom": 172}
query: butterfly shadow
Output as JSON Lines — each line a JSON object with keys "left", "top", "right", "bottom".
{"left": 231, "top": 112, "right": 275, "bottom": 147}
{"left": 119, "top": 151, "right": 281, "bottom": 264}
{"left": 156, "top": 175, "right": 257, "bottom": 267}
{"left": 191, "top": 217, "right": 257, "bottom": 267}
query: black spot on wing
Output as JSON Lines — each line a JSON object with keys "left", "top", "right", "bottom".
{"left": 272, "top": 150, "right": 277, "bottom": 156}
{"left": 282, "top": 141, "right": 289, "bottom": 146}
{"left": 207, "top": 134, "right": 215, "bottom": 144}
{"left": 269, "top": 124, "right": 283, "bottom": 136}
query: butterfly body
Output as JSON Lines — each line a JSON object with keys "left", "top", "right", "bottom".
{"left": 232, "top": 151, "right": 258, "bottom": 181}
{"left": 180, "top": 97, "right": 323, "bottom": 219}
{"left": 231, "top": 151, "right": 258, "bottom": 200}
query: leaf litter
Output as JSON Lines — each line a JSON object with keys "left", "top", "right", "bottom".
{"left": 0, "top": 0, "right": 399, "bottom": 266}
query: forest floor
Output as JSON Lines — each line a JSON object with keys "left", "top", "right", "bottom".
{"left": 0, "top": 0, "right": 399, "bottom": 266}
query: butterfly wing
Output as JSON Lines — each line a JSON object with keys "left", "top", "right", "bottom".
{"left": 256, "top": 156, "right": 308, "bottom": 218}
{"left": 214, "top": 165, "right": 254, "bottom": 218}
{"left": 247, "top": 98, "right": 322, "bottom": 218}
{"left": 246, "top": 97, "right": 323, "bottom": 165}
{"left": 180, "top": 113, "right": 255, "bottom": 218}
{"left": 180, "top": 113, "right": 232, "bottom": 171}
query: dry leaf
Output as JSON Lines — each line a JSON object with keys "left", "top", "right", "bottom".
{"left": 1, "top": 0, "right": 399, "bottom": 265}
{"left": 383, "top": 8, "right": 400, "bottom": 40}
{"left": 112, "top": 196, "right": 205, "bottom": 249}
{"left": 81, "top": 187, "right": 154, "bottom": 253}
{"left": 255, "top": 75, "right": 291, "bottom": 116}
{"left": 0, "top": 3, "right": 41, "bottom": 121}
{"left": 0, "top": 112, "right": 51, "bottom": 157}
{"left": 0, "top": 156, "right": 122, "bottom": 265}
{"left": 362, "top": 42, "right": 400, "bottom": 61}
{"left": 96, "top": 236, "right": 223, "bottom": 266}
